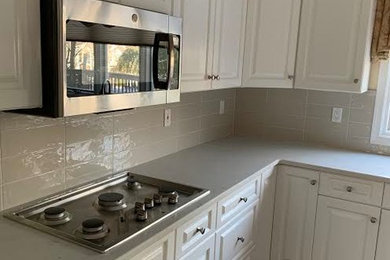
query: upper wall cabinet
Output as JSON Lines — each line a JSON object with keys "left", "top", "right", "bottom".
{"left": 295, "top": 0, "right": 376, "bottom": 93}
{"left": 0, "top": 0, "right": 41, "bottom": 110}
{"left": 175, "top": 0, "right": 247, "bottom": 93}
{"left": 242, "top": 0, "right": 301, "bottom": 89}
{"left": 116, "top": 0, "right": 173, "bottom": 14}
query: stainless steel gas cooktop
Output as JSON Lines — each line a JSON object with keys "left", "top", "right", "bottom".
{"left": 3, "top": 172, "right": 209, "bottom": 253}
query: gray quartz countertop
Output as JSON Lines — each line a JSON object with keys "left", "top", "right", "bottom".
{"left": 1, "top": 137, "right": 390, "bottom": 260}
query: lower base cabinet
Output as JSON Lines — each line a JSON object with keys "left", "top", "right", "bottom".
{"left": 271, "top": 166, "right": 319, "bottom": 260}
{"left": 312, "top": 196, "right": 380, "bottom": 260}
{"left": 215, "top": 202, "right": 257, "bottom": 260}
{"left": 179, "top": 234, "right": 215, "bottom": 260}
{"left": 376, "top": 209, "right": 390, "bottom": 260}
{"left": 133, "top": 232, "right": 175, "bottom": 260}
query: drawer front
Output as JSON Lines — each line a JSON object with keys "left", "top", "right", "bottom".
{"left": 176, "top": 203, "right": 217, "bottom": 258}
{"left": 319, "top": 173, "right": 384, "bottom": 206}
{"left": 215, "top": 203, "right": 257, "bottom": 260}
{"left": 179, "top": 234, "right": 215, "bottom": 260}
{"left": 217, "top": 179, "right": 259, "bottom": 227}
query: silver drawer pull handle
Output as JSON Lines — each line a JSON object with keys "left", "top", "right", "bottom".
{"left": 310, "top": 180, "right": 317, "bottom": 186}
{"left": 239, "top": 197, "right": 248, "bottom": 203}
{"left": 207, "top": 75, "right": 216, "bottom": 80}
{"left": 196, "top": 227, "right": 206, "bottom": 235}
{"left": 371, "top": 217, "right": 377, "bottom": 224}
{"left": 346, "top": 186, "right": 353, "bottom": 192}
{"left": 237, "top": 237, "right": 245, "bottom": 243}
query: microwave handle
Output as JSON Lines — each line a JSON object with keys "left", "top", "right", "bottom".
{"left": 153, "top": 33, "right": 174, "bottom": 90}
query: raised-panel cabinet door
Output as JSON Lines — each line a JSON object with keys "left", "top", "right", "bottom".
{"left": 118, "top": 0, "right": 173, "bottom": 14}
{"left": 132, "top": 232, "right": 175, "bottom": 260}
{"left": 0, "top": 0, "right": 41, "bottom": 110}
{"left": 242, "top": 0, "right": 301, "bottom": 88}
{"left": 179, "top": 234, "right": 215, "bottom": 260}
{"left": 174, "top": 0, "right": 215, "bottom": 93}
{"left": 295, "top": 0, "right": 375, "bottom": 93}
{"left": 251, "top": 168, "right": 277, "bottom": 260}
{"left": 271, "top": 166, "right": 319, "bottom": 260}
{"left": 376, "top": 210, "right": 390, "bottom": 260}
{"left": 212, "top": 0, "right": 247, "bottom": 89}
{"left": 312, "top": 196, "right": 380, "bottom": 260}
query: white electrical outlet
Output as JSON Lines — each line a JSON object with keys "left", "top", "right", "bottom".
{"left": 332, "top": 107, "right": 343, "bottom": 123}
{"left": 219, "top": 100, "right": 225, "bottom": 115}
{"left": 164, "top": 109, "right": 172, "bottom": 127}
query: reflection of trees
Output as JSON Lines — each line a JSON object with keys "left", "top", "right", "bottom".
{"left": 114, "top": 48, "right": 140, "bottom": 75}
{"left": 66, "top": 42, "right": 90, "bottom": 69}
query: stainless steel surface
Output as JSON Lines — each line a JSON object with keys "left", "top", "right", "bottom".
{"left": 346, "top": 186, "right": 353, "bottom": 192}
{"left": 57, "top": 0, "right": 182, "bottom": 117}
{"left": 239, "top": 197, "right": 248, "bottom": 203}
{"left": 310, "top": 180, "right": 317, "bottom": 185}
{"left": 237, "top": 237, "right": 245, "bottom": 243}
{"left": 4, "top": 172, "right": 209, "bottom": 253}
{"left": 196, "top": 227, "right": 206, "bottom": 235}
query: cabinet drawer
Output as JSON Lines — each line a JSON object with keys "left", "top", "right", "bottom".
{"left": 215, "top": 203, "right": 257, "bottom": 260}
{"left": 319, "top": 173, "right": 384, "bottom": 206}
{"left": 179, "top": 234, "right": 215, "bottom": 260}
{"left": 382, "top": 184, "right": 390, "bottom": 209}
{"left": 217, "top": 179, "right": 259, "bottom": 227}
{"left": 176, "top": 203, "right": 217, "bottom": 258}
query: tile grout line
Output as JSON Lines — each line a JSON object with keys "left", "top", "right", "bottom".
{"left": 302, "top": 90, "right": 309, "bottom": 142}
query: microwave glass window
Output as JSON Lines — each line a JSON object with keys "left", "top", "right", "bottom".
{"left": 65, "top": 20, "right": 180, "bottom": 97}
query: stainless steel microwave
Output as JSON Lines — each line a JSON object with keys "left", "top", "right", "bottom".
{"left": 39, "top": 0, "right": 181, "bottom": 117}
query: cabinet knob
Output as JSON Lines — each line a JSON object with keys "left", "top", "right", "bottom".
{"left": 207, "top": 75, "right": 216, "bottom": 80}
{"left": 288, "top": 75, "right": 295, "bottom": 80}
{"left": 354, "top": 79, "right": 359, "bottom": 84}
{"left": 237, "top": 237, "right": 245, "bottom": 243}
{"left": 239, "top": 197, "right": 248, "bottom": 203}
{"left": 346, "top": 186, "right": 353, "bottom": 192}
{"left": 370, "top": 217, "right": 377, "bottom": 224}
{"left": 310, "top": 180, "right": 317, "bottom": 186}
{"left": 215, "top": 75, "right": 221, "bottom": 80}
{"left": 196, "top": 227, "right": 206, "bottom": 235}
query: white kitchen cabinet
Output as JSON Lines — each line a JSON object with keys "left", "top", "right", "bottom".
{"left": 173, "top": 0, "right": 215, "bottom": 92}
{"left": 251, "top": 167, "right": 277, "bottom": 260}
{"left": 211, "top": 0, "right": 247, "bottom": 90}
{"left": 295, "top": 0, "right": 375, "bottom": 93}
{"left": 216, "top": 178, "right": 259, "bottom": 228}
{"left": 376, "top": 210, "right": 390, "bottom": 260}
{"left": 271, "top": 166, "right": 319, "bottom": 260}
{"left": 179, "top": 234, "right": 215, "bottom": 260}
{"left": 176, "top": 203, "right": 217, "bottom": 258}
{"left": 242, "top": 0, "right": 301, "bottom": 88}
{"left": 312, "top": 196, "right": 380, "bottom": 260}
{"left": 0, "top": 0, "right": 41, "bottom": 110}
{"left": 117, "top": 0, "right": 173, "bottom": 14}
{"left": 175, "top": 0, "right": 247, "bottom": 92}
{"left": 215, "top": 202, "right": 257, "bottom": 260}
{"left": 132, "top": 232, "right": 175, "bottom": 260}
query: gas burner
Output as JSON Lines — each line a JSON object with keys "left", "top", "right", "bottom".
{"left": 76, "top": 218, "right": 109, "bottom": 240}
{"left": 95, "top": 192, "right": 127, "bottom": 211}
{"left": 127, "top": 175, "right": 142, "bottom": 190}
{"left": 39, "top": 207, "right": 72, "bottom": 226}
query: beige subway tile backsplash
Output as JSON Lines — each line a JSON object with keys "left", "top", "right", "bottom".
{"left": 2, "top": 169, "right": 65, "bottom": 209}
{"left": 0, "top": 89, "right": 235, "bottom": 210}
{"left": 235, "top": 88, "right": 385, "bottom": 155}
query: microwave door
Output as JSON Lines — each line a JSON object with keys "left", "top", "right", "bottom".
{"left": 153, "top": 33, "right": 174, "bottom": 90}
